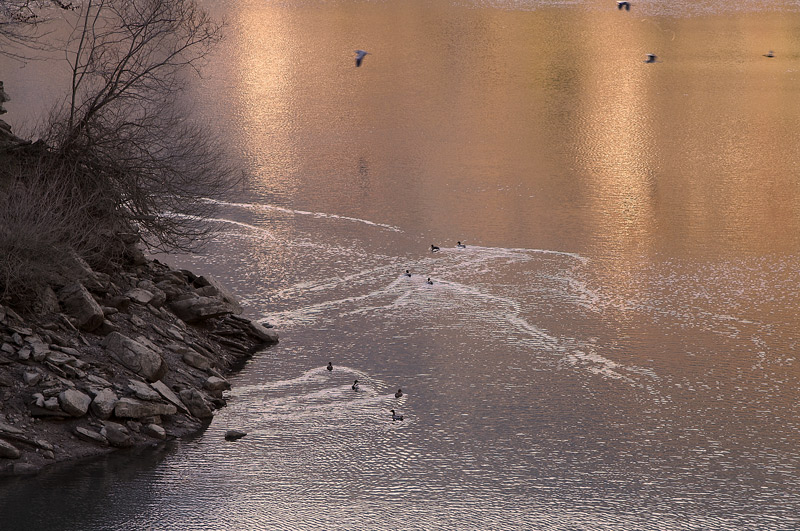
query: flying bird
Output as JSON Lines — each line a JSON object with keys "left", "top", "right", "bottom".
{"left": 355, "top": 50, "right": 370, "bottom": 67}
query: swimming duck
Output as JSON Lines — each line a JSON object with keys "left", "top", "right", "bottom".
{"left": 352, "top": 379, "right": 360, "bottom": 391}
{"left": 404, "top": 270, "right": 412, "bottom": 277}
{"left": 430, "top": 244, "right": 440, "bottom": 252}
{"left": 457, "top": 241, "right": 466, "bottom": 248}
{"left": 764, "top": 50, "right": 775, "bottom": 58}
{"left": 390, "top": 409, "right": 404, "bottom": 421}
{"left": 426, "top": 277, "right": 433, "bottom": 285}
{"left": 395, "top": 389, "right": 403, "bottom": 398}
{"left": 327, "top": 362, "right": 333, "bottom": 371}
{"left": 645, "top": 53, "right": 657, "bottom": 63}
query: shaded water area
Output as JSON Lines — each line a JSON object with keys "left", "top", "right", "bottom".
{"left": 3, "top": 0, "right": 800, "bottom": 529}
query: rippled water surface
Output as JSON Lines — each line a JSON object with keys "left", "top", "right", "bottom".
{"left": 3, "top": 0, "right": 800, "bottom": 529}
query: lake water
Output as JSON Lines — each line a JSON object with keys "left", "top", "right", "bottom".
{"left": 3, "top": 0, "right": 800, "bottom": 529}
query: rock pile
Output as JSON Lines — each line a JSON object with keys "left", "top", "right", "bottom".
{"left": 0, "top": 255, "right": 278, "bottom": 476}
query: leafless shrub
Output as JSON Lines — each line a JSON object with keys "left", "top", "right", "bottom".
{"left": 41, "top": 0, "right": 238, "bottom": 253}
{"left": 0, "top": 152, "right": 113, "bottom": 306}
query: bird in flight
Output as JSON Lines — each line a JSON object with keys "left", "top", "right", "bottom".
{"left": 355, "top": 50, "right": 370, "bottom": 67}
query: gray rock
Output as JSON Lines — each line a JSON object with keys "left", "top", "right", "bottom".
{"left": 0, "top": 422, "right": 24, "bottom": 436}
{"left": 182, "top": 349, "right": 212, "bottom": 371}
{"left": 0, "top": 439, "right": 22, "bottom": 459}
{"left": 127, "top": 379, "right": 162, "bottom": 401}
{"left": 114, "top": 397, "right": 177, "bottom": 419}
{"left": 125, "top": 288, "right": 155, "bottom": 306}
{"left": 137, "top": 281, "right": 167, "bottom": 308}
{"left": 59, "top": 282, "right": 105, "bottom": 332}
{"left": 0, "top": 343, "right": 14, "bottom": 354}
{"left": 101, "top": 422, "right": 132, "bottom": 448}
{"left": 17, "top": 346, "right": 31, "bottom": 361}
{"left": 74, "top": 427, "right": 108, "bottom": 446}
{"left": 249, "top": 321, "right": 280, "bottom": 344}
{"left": 23, "top": 372, "right": 41, "bottom": 386}
{"left": 44, "top": 397, "right": 60, "bottom": 411}
{"left": 53, "top": 345, "right": 81, "bottom": 357}
{"left": 166, "top": 326, "right": 184, "bottom": 341}
{"left": 101, "top": 332, "right": 167, "bottom": 382}
{"left": 87, "top": 374, "right": 113, "bottom": 387}
{"left": 143, "top": 423, "right": 167, "bottom": 440}
{"left": 58, "top": 389, "right": 91, "bottom": 417}
{"left": 225, "top": 429, "right": 247, "bottom": 441}
{"left": 90, "top": 388, "right": 118, "bottom": 420}
{"left": 179, "top": 388, "right": 213, "bottom": 419}
{"left": 193, "top": 275, "right": 243, "bottom": 314}
{"left": 45, "top": 350, "right": 73, "bottom": 366}
{"left": 150, "top": 381, "right": 190, "bottom": 414}
{"left": 169, "top": 295, "right": 238, "bottom": 323}
{"left": 204, "top": 376, "right": 231, "bottom": 397}
{"left": 26, "top": 339, "right": 50, "bottom": 361}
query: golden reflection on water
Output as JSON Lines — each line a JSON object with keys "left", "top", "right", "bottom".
{"left": 212, "top": 1, "right": 800, "bottom": 262}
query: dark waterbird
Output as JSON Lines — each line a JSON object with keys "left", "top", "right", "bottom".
{"left": 352, "top": 379, "right": 360, "bottom": 391}
{"left": 645, "top": 53, "right": 657, "bottom": 63}
{"left": 430, "top": 244, "right": 440, "bottom": 252}
{"left": 327, "top": 362, "right": 333, "bottom": 371}
{"left": 395, "top": 389, "right": 403, "bottom": 398}
{"left": 391, "top": 409, "right": 404, "bottom": 421}
{"left": 617, "top": 1, "right": 631, "bottom": 10}
{"left": 355, "top": 50, "right": 370, "bottom": 67}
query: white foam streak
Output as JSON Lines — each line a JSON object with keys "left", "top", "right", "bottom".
{"left": 200, "top": 197, "right": 402, "bottom": 232}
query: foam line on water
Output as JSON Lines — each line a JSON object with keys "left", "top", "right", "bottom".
{"left": 200, "top": 197, "right": 402, "bottom": 232}
{"left": 164, "top": 212, "right": 278, "bottom": 241}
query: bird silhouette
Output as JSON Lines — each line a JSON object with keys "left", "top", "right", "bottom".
{"left": 355, "top": 50, "right": 370, "bottom": 67}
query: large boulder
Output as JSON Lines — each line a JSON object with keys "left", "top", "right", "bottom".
{"left": 204, "top": 376, "right": 231, "bottom": 398}
{"left": 0, "top": 439, "right": 20, "bottom": 459}
{"left": 125, "top": 288, "right": 155, "bottom": 306}
{"left": 101, "top": 422, "right": 133, "bottom": 448}
{"left": 169, "top": 295, "right": 239, "bottom": 324}
{"left": 90, "top": 388, "right": 118, "bottom": 420}
{"left": 113, "top": 397, "right": 177, "bottom": 419}
{"left": 58, "top": 282, "right": 105, "bottom": 332}
{"left": 182, "top": 349, "right": 212, "bottom": 371}
{"left": 127, "top": 379, "right": 162, "bottom": 401}
{"left": 193, "top": 275, "right": 242, "bottom": 315}
{"left": 142, "top": 424, "right": 166, "bottom": 440}
{"left": 101, "top": 332, "right": 168, "bottom": 382}
{"left": 249, "top": 321, "right": 279, "bottom": 344}
{"left": 150, "top": 380, "right": 190, "bottom": 414}
{"left": 74, "top": 427, "right": 109, "bottom": 446}
{"left": 58, "top": 389, "right": 91, "bottom": 417}
{"left": 179, "top": 388, "right": 213, "bottom": 419}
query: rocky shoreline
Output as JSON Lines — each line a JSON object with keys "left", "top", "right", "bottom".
{"left": 0, "top": 252, "right": 278, "bottom": 477}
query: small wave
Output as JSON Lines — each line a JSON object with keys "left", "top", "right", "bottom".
{"left": 199, "top": 197, "right": 402, "bottom": 232}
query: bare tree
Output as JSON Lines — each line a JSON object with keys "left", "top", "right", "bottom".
{"left": 42, "top": 0, "right": 237, "bottom": 253}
